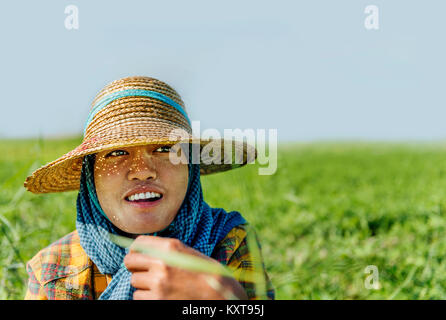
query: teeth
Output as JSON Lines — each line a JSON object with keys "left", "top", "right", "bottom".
{"left": 128, "top": 191, "right": 161, "bottom": 201}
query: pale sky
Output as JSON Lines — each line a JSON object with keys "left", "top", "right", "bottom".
{"left": 0, "top": 0, "right": 444, "bottom": 141}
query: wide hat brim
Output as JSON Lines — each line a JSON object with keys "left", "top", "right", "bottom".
{"left": 24, "top": 125, "right": 257, "bottom": 194}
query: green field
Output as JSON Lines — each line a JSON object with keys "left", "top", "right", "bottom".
{"left": 2, "top": 137, "right": 446, "bottom": 299}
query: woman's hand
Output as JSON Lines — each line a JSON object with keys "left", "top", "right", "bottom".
{"left": 123, "top": 235, "right": 249, "bottom": 300}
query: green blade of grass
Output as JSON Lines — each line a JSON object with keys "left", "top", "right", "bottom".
{"left": 108, "top": 233, "right": 234, "bottom": 278}
{"left": 245, "top": 225, "right": 268, "bottom": 300}
{"left": 110, "top": 232, "right": 270, "bottom": 286}
{"left": 387, "top": 265, "right": 418, "bottom": 300}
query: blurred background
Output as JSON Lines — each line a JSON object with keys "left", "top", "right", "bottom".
{"left": 1, "top": 0, "right": 446, "bottom": 299}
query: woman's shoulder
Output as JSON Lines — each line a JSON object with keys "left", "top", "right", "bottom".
{"left": 213, "top": 223, "right": 276, "bottom": 300}
{"left": 212, "top": 223, "right": 254, "bottom": 264}
{"left": 26, "top": 230, "right": 91, "bottom": 285}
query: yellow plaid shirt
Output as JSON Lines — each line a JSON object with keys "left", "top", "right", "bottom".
{"left": 24, "top": 223, "right": 275, "bottom": 300}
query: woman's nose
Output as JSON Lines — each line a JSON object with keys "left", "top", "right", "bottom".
{"left": 127, "top": 152, "right": 157, "bottom": 181}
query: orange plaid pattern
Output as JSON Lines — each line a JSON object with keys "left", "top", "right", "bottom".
{"left": 25, "top": 224, "right": 275, "bottom": 300}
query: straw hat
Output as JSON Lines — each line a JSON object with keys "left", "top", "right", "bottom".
{"left": 24, "top": 76, "right": 257, "bottom": 194}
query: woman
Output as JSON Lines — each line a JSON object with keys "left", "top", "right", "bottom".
{"left": 23, "top": 76, "right": 275, "bottom": 300}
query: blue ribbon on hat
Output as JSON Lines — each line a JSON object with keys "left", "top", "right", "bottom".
{"left": 83, "top": 89, "right": 191, "bottom": 136}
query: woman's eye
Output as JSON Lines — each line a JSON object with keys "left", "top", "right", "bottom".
{"left": 155, "top": 145, "right": 172, "bottom": 153}
{"left": 105, "top": 150, "right": 128, "bottom": 157}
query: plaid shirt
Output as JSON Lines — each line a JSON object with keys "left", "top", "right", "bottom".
{"left": 25, "top": 224, "right": 275, "bottom": 300}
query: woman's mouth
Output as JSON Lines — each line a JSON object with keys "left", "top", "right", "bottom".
{"left": 124, "top": 192, "right": 163, "bottom": 208}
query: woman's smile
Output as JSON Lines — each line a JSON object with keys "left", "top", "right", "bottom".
{"left": 124, "top": 187, "right": 165, "bottom": 209}
{"left": 125, "top": 196, "right": 163, "bottom": 208}
{"left": 123, "top": 185, "right": 165, "bottom": 208}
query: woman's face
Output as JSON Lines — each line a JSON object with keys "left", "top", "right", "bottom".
{"left": 94, "top": 144, "right": 189, "bottom": 235}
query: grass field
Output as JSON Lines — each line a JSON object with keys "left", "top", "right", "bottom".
{"left": 1, "top": 137, "right": 446, "bottom": 299}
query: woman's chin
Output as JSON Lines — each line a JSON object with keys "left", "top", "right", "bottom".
{"left": 110, "top": 201, "right": 177, "bottom": 235}
{"left": 116, "top": 213, "right": 171, "bottom": 235}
